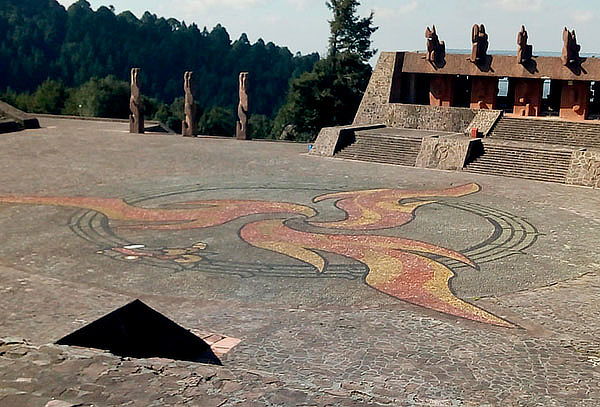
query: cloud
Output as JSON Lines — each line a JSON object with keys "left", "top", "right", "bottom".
{"left": 171, "top": 0, "right": 266, "bottom": 13}
{"left": 573, "top": 10, "right": 594, "bottom": 23}
{"left": 488, "top": 0, "right": 543, "bottom": 11}
{"left": 287, "top": 0, "right": 309, "bottom": 11}
{"left": 374, "top": 1, "right": 419, "bottom": 21}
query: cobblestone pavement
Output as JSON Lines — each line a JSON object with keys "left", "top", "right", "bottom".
{"left": 1, "top": 118, "right": 599, "bottom": 406}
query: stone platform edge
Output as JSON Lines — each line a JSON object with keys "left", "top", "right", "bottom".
{"left": 310, "top": 124, "right": 386, "bottom": 157}
{"left": 0, "top": 100, "right": 40, "bottom": 131}
{"left": 35, "top": 114, "right": 175, "bottom": 133}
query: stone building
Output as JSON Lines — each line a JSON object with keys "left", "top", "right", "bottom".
{"left": 311, "top": 26, "right": 600, "bottom": 188}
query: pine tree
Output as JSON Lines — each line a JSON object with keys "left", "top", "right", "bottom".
{"left": 326, "top": 0, "right": 378, "bottom": 62}
{"left": 272, "top": 0, "right": 377, "bottom": 141}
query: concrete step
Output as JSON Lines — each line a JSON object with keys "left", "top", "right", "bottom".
{"left": 489, "top": 117, "right": 600, "bottom": 149}
{"left": 465, "top": 140, "right": 572, "bottom": 183}
{"left": 463, "top": 169, "right": 567, "bottom": 183}
{"left": 464, "top": 164, "right": 568, "bottom": 174}
{"left": 335, "top": 135, "right": 422, "bottom": 166}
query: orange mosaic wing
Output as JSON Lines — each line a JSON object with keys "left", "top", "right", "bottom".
{"left": 311, "top": 183, "right": 480, "bottom": 230}
{"left": 241, "top": 219, "right": 512, "bottom": 328}
{"left": 0, "top": 196, "right": 315, "bottom": 230}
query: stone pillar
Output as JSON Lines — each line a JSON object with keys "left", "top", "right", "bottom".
{"left": 181, "top": 71, "right": 197, "bottom": 137}
{"left": 560, "top": 80, "right": 590, "bottom": 121}
{"left": 129, "top": 68, "right": 144, "bottom": 134}
{"left": 512, "top": 79, "right": 543, "bottom": 117}
{"left": 236, "top": 72, "right": 249, "bottom": 140}
{"left": 470, "top": 77, "right": 498, "bottom": 110}
{"left": 429, "top": 75, "right": 454, "bottom": 107}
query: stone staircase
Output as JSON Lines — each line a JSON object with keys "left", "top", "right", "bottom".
{"left": 335, "top": 132, "right": 423, "bottom": 166}
{"left": 489, "top": 116, "right": 600, "bottom": 149}
{"left": 464, "top": 141, "right": 574, "bottom": 183}
{"left": 326, "top": 115, "right": 598, "bottom": 185}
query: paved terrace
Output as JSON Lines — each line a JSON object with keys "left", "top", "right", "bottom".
{"left": 0, "top": 117, "right": 599, "bottom": 406}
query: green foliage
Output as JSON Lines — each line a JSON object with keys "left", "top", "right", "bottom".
{"left": 0, "top": 0, "right": 319, "bottom": 118}
{"left": 273, "top": 53, "right": 371, "bottom": 142}
{"left": 30, "top": 79, "right": 67, "bottom": 114}
{"left": 272, "top": 0, "right": 375, "bottom": 142}
{"left": 151, "top": 98, "right": 182, "bottom": 132}
{"left": 0, "top": 88, "right": 28, "bottom": 112}
{"left": 63, "top": 76, "right": 129, "bottom": 118}
{"left": 198, "top": 107, "right": 235, "bottom": 137}
{"left": 249, "top": 114, "right": 274, "bottom": 139}
{"left": 326, "top": 0, "right": 378, "bottom": 62}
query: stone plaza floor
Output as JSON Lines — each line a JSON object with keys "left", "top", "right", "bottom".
{"left": 1, "top": 117, "right": 599, "bottom": 406}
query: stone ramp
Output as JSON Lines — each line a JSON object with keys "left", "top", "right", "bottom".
{"left": 334, "top": 127, "right": 455, "bottom": 167}
{"left": 0, "top": 100, "right": 39, "bottom": 133}
{"left": 464, "top": 140, "right": 575, "bottom": 183}
{"left": 489, "top": 116, "right": 600, "bottom": 149}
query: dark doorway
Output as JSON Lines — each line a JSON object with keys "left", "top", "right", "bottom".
{"left": 400, "top": 73, "right": 431, "bottom": 105}
{"left": 544, "top": 80, "right": 562, "bottom": 117}
{"left": 452, "top": 75, "right": 471, "bottom": 108}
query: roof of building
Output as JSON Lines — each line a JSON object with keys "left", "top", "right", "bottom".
{"left": 397, "top": 51, "right": 600, "bottom": 81}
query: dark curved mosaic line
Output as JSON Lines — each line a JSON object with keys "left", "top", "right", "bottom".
{"left": 68, "top": 186, "right": 538, "bottom": 279}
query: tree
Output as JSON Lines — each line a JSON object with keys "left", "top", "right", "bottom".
{"left": 248, "top": 114, "right": 274, "bottom": 139}
{"left": 326, "top": 0, "right": 378, "bottom": 62}
{"left": 30, "top": 79, "right": 67, "bottom": 114}
{"left": 198, "top": 107, "right": 235, "bottom": 137}
{"left": 272, "top": 0, "right": 377, "bottom": 141}
{"left": 272, "top": 54, "right": 371, "bottom": 141}
{"left": 0, "top": 0, "right": 318, "bottom": 120}
{"left": 63, "top": 76, "right": 129, "bottom": 118}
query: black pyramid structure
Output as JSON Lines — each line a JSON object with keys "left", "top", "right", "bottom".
{"left": 56, "top": 299, "right": 221, "bottom": 365}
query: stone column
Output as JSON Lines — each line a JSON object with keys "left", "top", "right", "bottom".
{"left": 236, "top": 72, "right": 249, "bottom": 140}
{"left": 512, "top": 79, "right": 543, "bottom": 117}
{"left": 470, "top": 77, "right": 498, "bottom": 110}
{"left": 129, "top": 68, "right": 144, "bottom": 134}
{"left": 181, "top": 71, "right": 197, "bottom": 137}
{"left": 429, "top": 75, "right": 454, "bottom": 107}
{"left": 560, "top": 80, "right": 590, "bottom": 121}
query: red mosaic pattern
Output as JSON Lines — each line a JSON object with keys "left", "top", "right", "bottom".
{"left": 241, "top": 219, "right": 511, "bottom": 328}
{"left": 311, "top": 183, "right": 480, "bottom": 230}
{"left": 0, "top": 183, "right": 512, "bottom": 327}
{"left": 0, "top": 196, "right": 315, "bottom": 230}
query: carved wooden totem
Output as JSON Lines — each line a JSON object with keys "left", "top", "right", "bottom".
{"left": 182, "top": 71, "right": 197, "bottom": 137}
{"left": 236, "top": 72, "right": 249, "bottom": 140}
{"left": 517, "top": 25, "right": 533, "bottom": 65}
{"left": 129, "top": 68, "right": 144, "bottom": 134}
{"left": 561, "top": 28, "right": 581, "bottom": 67}
{"left": 470, "top": 24, "right": 489, "bottom": 65}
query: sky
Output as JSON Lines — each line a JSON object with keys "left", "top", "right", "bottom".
{"left": 55, "top": 0, "right": 600, "bottom": 59}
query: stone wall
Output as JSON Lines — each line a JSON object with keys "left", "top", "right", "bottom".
{"left": 353, "top": 52, "right": 402, "bottom": 125}
{"left": 566, "top": 149, "right": 600, "bottom": 188}
{"left": 415, "top": 134, "right": 477, "bottom": 170}
{"left": 385, "top": 104, "right": 476, "bottom": 133}
{"left": 353, "top": 53, "right": 480, "bottom": 133}
{"left": 356, "top": 102, "right": 477, "bottom": 133}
